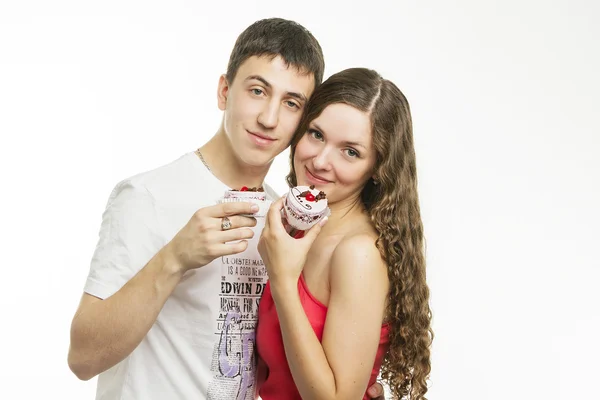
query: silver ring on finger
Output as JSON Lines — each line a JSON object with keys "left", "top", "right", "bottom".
{"left": 221, "top": 216, "right": 232, "bottom": 231}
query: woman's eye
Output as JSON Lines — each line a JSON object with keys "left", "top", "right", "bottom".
{"left": 308, "top": 129, "right": 323, "bottom": 141}
{"left": 286, "top": 101, "right": 299, "bottom": 109}
{"left": 345, "top": 148, "right": 359, "bottom": 158}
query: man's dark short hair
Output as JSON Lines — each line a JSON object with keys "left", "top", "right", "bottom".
{"left": 226, "top": 18, "right": 325, "bottom": 88}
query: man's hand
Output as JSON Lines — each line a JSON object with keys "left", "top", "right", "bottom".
{"left": 167, "top": 201, "right": 259, "bottom": 272}
{"left": 366, "top": 381, "right": 385, "bottom": 399}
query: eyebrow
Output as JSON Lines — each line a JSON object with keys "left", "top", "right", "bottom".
{"left": 312, "top": 122, "right": 367, "bottom": 149}
{"left": 245, "top": 75, "right": 307, "bottom": 103}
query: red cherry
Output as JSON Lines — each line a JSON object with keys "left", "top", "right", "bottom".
{"left": 305, "top": 192, "right": 315, "bottom": 201}
{"left": 240, "top": 186, "right": 248, "bottom": 191}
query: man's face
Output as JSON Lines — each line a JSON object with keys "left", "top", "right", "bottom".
{"left": 218, "top": 56, "right": 315, "bottom": 167}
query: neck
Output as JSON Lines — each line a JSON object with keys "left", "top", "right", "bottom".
{"left": 198, "top": 127, "right": 271, "bottom": 189}
{"left": 321, "top": 193, "right": 368, "bottom": 233}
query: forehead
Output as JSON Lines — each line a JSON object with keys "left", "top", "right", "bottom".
{"left": 233, "top": 55, "right": 315, "bottom": 98}
{"left": 313, "top": 103, "right": 372, "bottom": 144}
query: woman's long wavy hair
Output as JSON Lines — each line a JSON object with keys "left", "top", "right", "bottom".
{"left": 286, "top": 68, "right": 433, "bottom": 399}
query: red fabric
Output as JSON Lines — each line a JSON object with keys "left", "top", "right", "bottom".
{"left": 256, "top": 274, "right": 390, "bottom": 400}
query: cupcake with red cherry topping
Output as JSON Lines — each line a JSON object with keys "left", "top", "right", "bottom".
{"left": 223, "top": 186, "right": 266, "bottom": 201}
{"left": 218, "top": 186, "right": 270, "bottom": 217}
{"left": 283, "top": 185, "right": 330, "bottom": 231}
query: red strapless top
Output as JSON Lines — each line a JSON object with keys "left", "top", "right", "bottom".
{"left": 256, "top": 274, "right": 390, "bottom": 400}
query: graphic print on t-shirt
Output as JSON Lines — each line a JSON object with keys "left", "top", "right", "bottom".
{"left": 206, "top": 252, "right": 268, "bottom": 400}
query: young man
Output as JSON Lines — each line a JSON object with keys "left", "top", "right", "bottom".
{"left": 68, "top": 18, "right": 385, "bottom": 400}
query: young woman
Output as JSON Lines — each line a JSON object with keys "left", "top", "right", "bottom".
{"left": 256, "top": 68, "right": 433, "bottom": 400}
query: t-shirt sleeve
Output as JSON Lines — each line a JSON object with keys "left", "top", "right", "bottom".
{"left": 84, "top": 179, "right": 165, "bottom": 299}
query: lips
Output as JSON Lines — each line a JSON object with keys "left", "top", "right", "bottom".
{"left": 305, "top": 167, "right": 331, "bottom": 184}
{"left": 247, "top": 130, "right": 276, "bottom": 141}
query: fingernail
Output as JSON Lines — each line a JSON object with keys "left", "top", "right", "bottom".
{"left": 319, "top": 216, "right": 328, "bottom": 227}
{"left": 251, "top": 205, "right": 259, "bottom": 212}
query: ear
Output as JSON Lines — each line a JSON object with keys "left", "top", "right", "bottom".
{"left": 217, "top": 74, "right": 230, "bottom": 111}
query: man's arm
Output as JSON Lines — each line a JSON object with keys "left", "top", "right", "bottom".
{"left": 68, "top": 183, "right": 258, "bottom": 380}
{"left": 68, "top": 245, "right": 182, "bottom": 380}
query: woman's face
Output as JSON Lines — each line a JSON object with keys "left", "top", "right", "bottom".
{"left": 293, "top": 103, "right": 377, "bottom": 205}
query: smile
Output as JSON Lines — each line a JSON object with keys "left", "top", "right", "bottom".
{"left": 304, "top": 167, "right": 331, "bottom": 184}
{"left": 247, "top": 130, "right": 276, "bottom": 147}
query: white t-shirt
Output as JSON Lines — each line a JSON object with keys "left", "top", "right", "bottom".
{"left": 84, "top": 152, "right": 278, "bottom": 400}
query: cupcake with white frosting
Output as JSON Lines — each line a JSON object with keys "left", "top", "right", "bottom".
{"left": 283, "top": 185, "right": 330, "bottom": 231}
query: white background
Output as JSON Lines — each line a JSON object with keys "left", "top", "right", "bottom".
{"left": 1, "top": 1, "right": 599, "bottom": 399}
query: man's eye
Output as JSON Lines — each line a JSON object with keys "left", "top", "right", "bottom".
{"left": 286, "top": 101, "right": 299, "bottom": 109}
{"left": 252, "top": 88, "right": 264, "bottom": 95}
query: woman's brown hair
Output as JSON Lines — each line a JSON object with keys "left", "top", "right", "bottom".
{"left": 287, "top": 68, "right": 433, "bottom": 399}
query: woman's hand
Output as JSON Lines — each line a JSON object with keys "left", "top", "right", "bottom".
{"left": 258, "top": 197, "right": 327, "bottom": 287}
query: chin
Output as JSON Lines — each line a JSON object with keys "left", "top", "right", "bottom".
{"left": 241, "top": 151, "right": 277, "bottom": 168}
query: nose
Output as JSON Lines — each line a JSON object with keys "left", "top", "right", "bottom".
{"left": 257, "top": 99, "right": 279, "bottom": 129}
{"left": 312, "top": 147, "right": 332, "bottom": 171}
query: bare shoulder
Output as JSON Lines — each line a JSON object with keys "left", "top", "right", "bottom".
{"left": 333, "top": 232, "right": 379, "bottom": 260}
{"left": 330, "top": 232, "right": 388, "bottom": 284}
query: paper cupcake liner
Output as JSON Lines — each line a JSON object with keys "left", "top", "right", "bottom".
{"left": 217, "top": 197, "right": 271, "bottom": 217}
{"left": 223, "top": 191, "right": 267, "bottom": 201}
{"left": 283, "top": 198, "right": 330, "bottom": 230}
